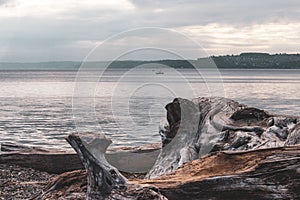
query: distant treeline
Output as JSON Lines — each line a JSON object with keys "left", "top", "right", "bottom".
{"left": 1, "top": 53, "right": 300, "bottom": 70}
{"left": 209, "top": 53, "right": 300, "bottom": 69}
{"left": 114, "top": 53, "right": 300, "bottom": 69}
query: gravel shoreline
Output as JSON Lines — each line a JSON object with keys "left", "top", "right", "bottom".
{"left": 0, "top": 164, "right": 55, "bottom": 200}
{"left": 0, "top": 163, "right": 146, "bottom": 199}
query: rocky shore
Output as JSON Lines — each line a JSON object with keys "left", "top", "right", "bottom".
{"left": 0, "top": 164, "right": 55, "bottom": 200}
{"left": 0, "top": 163, "right": 146, "bottom": 199}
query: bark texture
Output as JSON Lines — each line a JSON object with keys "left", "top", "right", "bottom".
{"left": 137, "top": 145, "right": 300, "bottom": 200}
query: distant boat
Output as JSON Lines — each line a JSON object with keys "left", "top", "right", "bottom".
{"left": 155, "top": 70, "right": 164, "bottom": 75}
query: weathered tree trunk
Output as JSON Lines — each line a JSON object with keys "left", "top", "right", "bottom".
{"left": 32, "top": 97, "right": 300, "bottom": 199}
{"left": 148, "top": 97, "right": 300, "bottom": 178}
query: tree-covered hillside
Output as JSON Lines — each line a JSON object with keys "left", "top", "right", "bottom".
{"left": 208, "top": 53, "right": 300, "bottom": 68}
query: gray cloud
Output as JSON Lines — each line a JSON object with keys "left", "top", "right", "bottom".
{"left": 127, "top": 0, "right": 300, "bottom": 26}
{"left": 0, "top": 0, "right": 10, "bottom": 4}
{"left": 0, "top": 0, "right": 15, "bottom": 7}
{"left": 0, "top": 0, "right": 300, "bottom": 61}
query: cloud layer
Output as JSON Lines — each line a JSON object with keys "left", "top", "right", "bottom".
{"left": 0, "top": 0, "right": 299, "bottom": 61}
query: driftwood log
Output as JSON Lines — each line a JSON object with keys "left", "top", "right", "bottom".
{"left": 0, "top": 143, "right": 160, "bottom": 174}
{"left": 0, "top": 143, "right": 83, "bottom": 174}
{"left": 32, "top": 144, "right": 300, "bottom": 199}
{"left": 147, "top": 97, "right": 300, "bottom": 178}
{"left": 26, "top": 97, "right": 300, "bottom": 199}
{"left": 137, "top": 145, "right": 300, "bottom": 199}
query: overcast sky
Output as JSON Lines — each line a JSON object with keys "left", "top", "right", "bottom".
{"left": 0, "top": 0, "right": 300, "bottom": 61}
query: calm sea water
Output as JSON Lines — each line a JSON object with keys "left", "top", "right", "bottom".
{"left": 0, "top": 68, "right": 299, "bottom": 150}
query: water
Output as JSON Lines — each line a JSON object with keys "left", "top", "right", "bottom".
{"left": 0, "top": 69, "right": 299, "bottom": 150}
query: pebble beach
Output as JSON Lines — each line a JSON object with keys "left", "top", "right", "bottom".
{"left": 0, "top": 164, "right": 55, "bottom": 200}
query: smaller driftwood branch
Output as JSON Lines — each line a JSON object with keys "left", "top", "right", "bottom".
{"left": 65, "top": 133, "right": 167, "bottom": 200}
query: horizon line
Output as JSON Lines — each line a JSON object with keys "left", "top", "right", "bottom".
{"left": 1, "top": 52, "right": 300, "bottom": 63}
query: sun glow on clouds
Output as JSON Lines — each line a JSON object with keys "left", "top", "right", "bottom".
{"left": 177, "top": 22, "right": 300, "bottom": 55}
{"left": 0, "top": 0, "right": 135, "bottom": 17}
